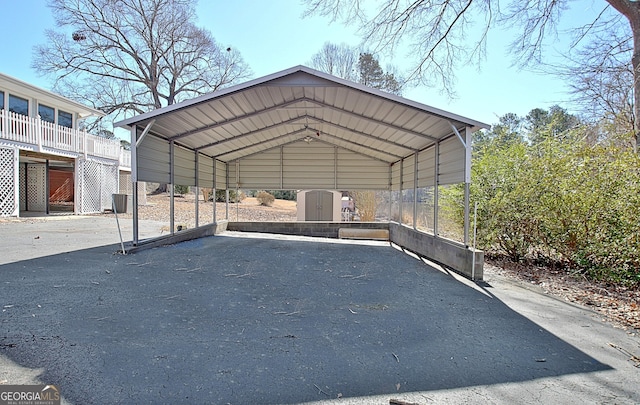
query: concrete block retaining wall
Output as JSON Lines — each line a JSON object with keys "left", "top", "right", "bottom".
{"left": 228, "top": 221, "right": 484, "bottom": 280}
{"left": 388, "top": 222, "right": 483, "bottom": 280}
{"left": 226, "top": 221, "right": 388, "bottom": 239}
{"left": 130, "top": 220, "right": 484, "bottom": 280}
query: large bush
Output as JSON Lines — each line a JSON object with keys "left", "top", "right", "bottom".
{"left": 471, "top": 136, "right": 640, "bottom": 286}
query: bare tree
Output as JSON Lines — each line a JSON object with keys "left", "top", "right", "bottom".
{"left": 309, "top": 43, "right": 404, "bottom": 94}
{"left": 309, "top": 42, "right": 359, "bottom": 81}
{"left": 559, "top": 32, "right": 635, "bottom": 142}
{"left": 304, "top": 0, "right": 640, "bottom": 151}
{"left": 34, "top": 0, "right": 251, "bottom": 121}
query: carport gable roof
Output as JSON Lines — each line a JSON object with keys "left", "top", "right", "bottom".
{"left": 115, "top": 65, "right": 489, "bottom": 164}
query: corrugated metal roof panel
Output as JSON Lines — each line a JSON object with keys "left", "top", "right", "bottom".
{"left": 116, "top": 65, "right": 488, "bottom": 190}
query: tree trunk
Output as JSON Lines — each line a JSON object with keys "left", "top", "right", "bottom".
{"left": 633, "top": 29, "right": 640, "bottom": 152}
{"left": 607, "top": 0, "right": 640, "bottom": 152}
{"left": 153, "top": 183, "right": 168, "bottom": 194}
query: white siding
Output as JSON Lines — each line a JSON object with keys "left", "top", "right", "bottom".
{"left": 336, "top": 150, "right": 388, "bottom": 190}
{"left": 137, "top": 134, "right": 170, "bottom": 184}
{"left": 215, "top": 159, "right": 227, "bottom": 189}
{"left": 438, "top": 136, "right": 465, "bottom": 185}
{"left": 390, "top": 162, "right": 401, "bottom": 191}
{"left": 173, "top": 145, "right": 195, "bottom": 186}
{"left": 237, "top": 148, "right": 281, "bottom": 189}
{"left": 402, "top": 155, "right": 415, "bottom": 189}
{"left": 197, "top": 154, "right": 214, "bottom": 188}
{"left": 417, "top": 147, "right": 436, "bottom": 187}
{"left": 282, "top": 143, "right": 335, "bottom": 189}
{"left": 231, "top": 142, "right": 390, "bottom": 190}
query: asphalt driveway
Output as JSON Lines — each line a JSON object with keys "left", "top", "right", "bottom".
{"left": 0, "top": 217, "right": 638, "bottom": 404}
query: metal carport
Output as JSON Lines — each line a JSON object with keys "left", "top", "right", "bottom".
{"left": 114, "top": 65, "right": 489, "bottom": 278}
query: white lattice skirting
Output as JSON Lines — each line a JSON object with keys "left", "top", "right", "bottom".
{"left": 77, "top": 158, "right": 118, "bottom": 214}
{"left": 0, "top": 146, "right": 19, "bottom": 217}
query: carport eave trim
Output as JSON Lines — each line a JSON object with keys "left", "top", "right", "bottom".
{"left": 113, "top": 65, "right": 490, "bottom": 132}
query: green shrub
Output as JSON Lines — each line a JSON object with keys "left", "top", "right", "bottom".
{"left": 214, "top": 189, "right": 245, "bottom": 203}
{"left": 470, "top": 135, "right": 640, "bottom": 286}
{"left": 174, "top": 184, "right": 189, "bottom": 195}
{"left": 256, "top": 191, "right": 275, "bottom": 206}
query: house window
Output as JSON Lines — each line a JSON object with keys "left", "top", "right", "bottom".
{"left": 38, "top": 104, "right": 55, "bottom": 123}
{"left": 0, "top": 91, "right": 4, "bottom": 110}
{"left": 58, "top": 110, "right": 73, "bottom": 128}
{"left": 8, "top": 94, "right": 28, "bottom": 116}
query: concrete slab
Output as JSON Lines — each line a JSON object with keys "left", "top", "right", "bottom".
{"left": 0, "top": 218, "right": 638, "bottom": 404}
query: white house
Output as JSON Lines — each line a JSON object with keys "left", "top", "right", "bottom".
{"left": 0, "top": 72, "right": 131, "bottom": 216}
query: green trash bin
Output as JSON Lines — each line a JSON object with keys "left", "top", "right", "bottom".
{"left": 112, "top": 194, "right": 128, "bottom": 213}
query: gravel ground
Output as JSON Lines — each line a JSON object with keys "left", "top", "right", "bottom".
{"left": 131, "top": 193, "right": 297, "bottom": 227}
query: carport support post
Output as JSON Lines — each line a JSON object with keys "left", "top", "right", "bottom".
{"left": 212, "top": 157, "right": 217, "bottom": 223}
{"left": 434, "top": 141, "right": 439, "bottom": 236}
{"left": 170, "top": 140, "right": 175, "bottom": 234}
{"left": 413, "top": 152, "right": 418, "bottom": 229}
{"left": 195, "top": 152, "right": 199, "bottom": 228}
{"left": 463, "top": 127, "right": 472, "bottom": 246}
{"left": 131, "top": 125, "right": 139, "bottom": 245}
{"left": 398, "top": 159, "right": 403, "bottom": 224}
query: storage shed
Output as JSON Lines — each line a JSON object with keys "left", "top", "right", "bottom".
{"left": 296, "top": 190, "right": 342, "bottom": 221}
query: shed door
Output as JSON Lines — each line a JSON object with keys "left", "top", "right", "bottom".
{"left": 305, "top": 190, "right": 333, "bottom": 221}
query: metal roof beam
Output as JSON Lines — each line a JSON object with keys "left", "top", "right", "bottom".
{"left": 305, "top": 126, "right": 404, "bottom": 160}
{"left": 303, "top": 99, "right": 439, "bottom": 142}
{"left": 195, "top": 114, "right": 406, "bottom": 160}
{"left": 449, "top": 122, "right": 467, "bottom": 148}
{"left": 194, "top": 116, "right": 308, "bottom": 151}
{"left": 168, "top": 98, "right": 314, "bottom": 141}
{"left": 220, "top": 133, "right": 393, "bottom": 165}
{"left": 213, "top": 127, "right": 401, "bottom": 163}
{"left": 212, "top": 128, "right": 308, "bottom": 159}
{"left": 135, "top": 119, "right": 156, "bottom": 147}
{"left": 309, "top": 117, "right": 419, "bottom": 153}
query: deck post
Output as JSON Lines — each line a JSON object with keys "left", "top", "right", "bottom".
{"left": 36, "top": 116, "right": 43, "bottom": 152}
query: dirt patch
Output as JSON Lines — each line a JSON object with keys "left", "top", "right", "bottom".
{"left": 485, "top": 258, "right": 640, "bottom": 334}
{"left": 133, "top": 193, "right": 297, "bottom": 225}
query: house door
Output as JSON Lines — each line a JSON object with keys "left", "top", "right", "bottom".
{"left": 305, "top": 190, "right": 333, "bottom": 221}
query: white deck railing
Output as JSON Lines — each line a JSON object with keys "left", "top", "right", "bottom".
{"left": 0, "top": 109, "right": 129, "bottom": 167}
